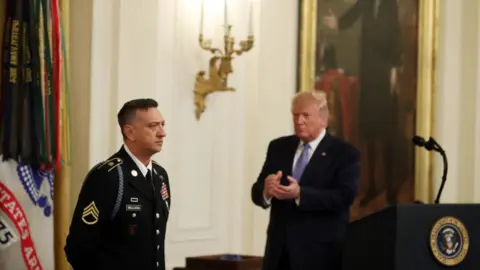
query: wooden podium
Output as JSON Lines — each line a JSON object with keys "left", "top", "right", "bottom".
{"left": 173, "top": 254, "right": 262, "bottom": 270}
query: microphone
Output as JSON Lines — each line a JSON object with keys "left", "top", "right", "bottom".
{"left": 411, "top": 136, "right": 448, "bottom": 204}
{"left": 411, "top": 135, "right": 443, "bottom": 153}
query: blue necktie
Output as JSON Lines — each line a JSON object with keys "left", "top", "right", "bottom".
{"left": 293, "top": 144, "right": 310, "bottom": 181}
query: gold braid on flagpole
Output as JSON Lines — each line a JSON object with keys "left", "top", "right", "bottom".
{"left": 54, "top": 0, "right": 70, "bottom": 269}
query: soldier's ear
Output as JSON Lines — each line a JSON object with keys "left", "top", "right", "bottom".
{"left": 123, "top": 124, "right": 136, "bottom": 141}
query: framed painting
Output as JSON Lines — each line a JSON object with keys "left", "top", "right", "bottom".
{"left": 297, "top": 0, "right": 437, "bottom": 220}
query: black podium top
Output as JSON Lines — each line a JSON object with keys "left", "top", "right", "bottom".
{"left": 342, "top": 203, "right": 480, "bottom": 270}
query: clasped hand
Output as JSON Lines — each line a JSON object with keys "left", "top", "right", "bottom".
{"left": 263, "top": 171, "right": 300, "bottom": 200}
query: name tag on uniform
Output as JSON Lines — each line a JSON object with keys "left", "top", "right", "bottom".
{"left": 126, "top": 204, "right": 142, "bottom": 211}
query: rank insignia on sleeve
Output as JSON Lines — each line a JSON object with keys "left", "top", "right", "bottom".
{"left": 81, "top": 201, "right": 100, "bottom": 225}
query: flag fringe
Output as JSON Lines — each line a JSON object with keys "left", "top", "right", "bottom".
{"left": 0, "top": 0, "right": 70, "bottom": 169}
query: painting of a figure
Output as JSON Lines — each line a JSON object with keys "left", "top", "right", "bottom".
{"left": 297, "top": 0, "right": 437, "bottom": 220}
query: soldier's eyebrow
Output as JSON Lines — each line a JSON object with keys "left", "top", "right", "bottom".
{"left": 147, "top": 121, "right": 165, "bottom": 126}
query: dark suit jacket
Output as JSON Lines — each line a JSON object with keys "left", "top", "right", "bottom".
{"left": 251, "top": 134, "right": 360, "bottom": 270}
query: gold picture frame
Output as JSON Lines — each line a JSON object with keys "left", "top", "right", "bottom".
{"left": 297, "top": 0, "right": 438, "bottom": 207}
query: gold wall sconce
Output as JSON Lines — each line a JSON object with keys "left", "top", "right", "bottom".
{"left": 194, "top": 0, "right": 254, "bottom": 120}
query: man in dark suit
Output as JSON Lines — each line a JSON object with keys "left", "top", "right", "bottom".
{"left": 251, "top": 91, "right": 360, "bottom": 270}
{"left": 65, "top": 98, "right": 171, "bottom": 270}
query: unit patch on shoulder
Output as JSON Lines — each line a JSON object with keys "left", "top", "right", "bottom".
{"left": 81, "top": 201, "right": 100, "bottom": 225}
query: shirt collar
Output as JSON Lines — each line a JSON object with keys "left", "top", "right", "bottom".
{"left": 124, "top": 144, "right": 152, "bottom": 177}
{"left": 298, "top": 129, "right": 326, "bottom": 151}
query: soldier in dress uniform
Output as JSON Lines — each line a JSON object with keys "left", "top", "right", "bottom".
{"left": 65, "top": 98, "right": 171, "bottom": 270}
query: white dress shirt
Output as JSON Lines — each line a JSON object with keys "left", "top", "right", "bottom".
{"left": 264, "top": 129, "right": 326, "bottom": 206}
{"left": 124, "top": 144, "right": 152, "bottom": 177}
{"left": 292, "top": 129, "right": 325, "bottom": 172}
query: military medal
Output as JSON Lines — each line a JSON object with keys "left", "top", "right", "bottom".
{"left": 161, "top": 183, "right": 169, "bottom": 200}
{"left": 129, "top": 225, "right": 136, "bottom": 235}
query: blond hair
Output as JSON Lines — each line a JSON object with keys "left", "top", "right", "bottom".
{"left": 292, "top": 90, "right": 329, "bottom": 116}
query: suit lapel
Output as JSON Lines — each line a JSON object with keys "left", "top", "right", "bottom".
{"left": 117, "top": 147, "right": 154, "bottom": 200}
{"left": 284, "top": 136, "right": 300, "bottom": 178}
{"left": 299, "top": 133, "right": 333, "bottom": 183}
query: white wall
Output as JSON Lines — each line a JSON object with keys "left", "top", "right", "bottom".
{"left": 68, "top": 0, "right": 480, "bottom": 269}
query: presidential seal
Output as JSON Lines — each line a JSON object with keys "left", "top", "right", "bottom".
{"left": 430, "top": 216, "right": 469, "bottom": 266}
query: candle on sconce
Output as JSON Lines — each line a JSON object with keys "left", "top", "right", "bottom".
{"left": 193, "top": 0, "right": 255, "bottom": 121}
{"left": 200, "top": 0, "right": 204, "bottom": 34}
{"left": 224, "top": 0, "right": 228, "bottom": 36}
{"left": 248, "top": 0, "right": 253, "bottom": 35}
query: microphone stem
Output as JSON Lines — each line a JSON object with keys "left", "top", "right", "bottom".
{"left": 434, "top": 150, "right": 448, "bottom": 204}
